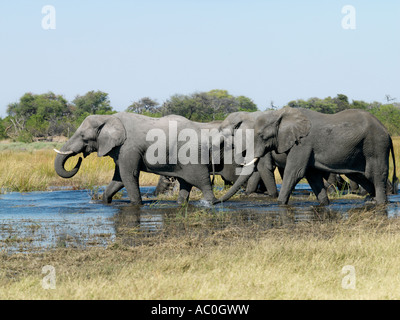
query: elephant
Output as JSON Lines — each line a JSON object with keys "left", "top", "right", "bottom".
{"left": 154, "top": 165, "right": 271, "bottom": 197}
{"left": 323, "top": 173, "right": 367, "bottom": 195}
{"left": 215, "top": 111, "right": 285, "bottom": 198}
{"left": 216, "top": 107, "right": 398, "bottom": 205}
{"left": 54, "top": 112, "right": 226, "bottom": 205}
{"left": 154, "top": 118, "right": 276, "bottom": 199}
{"left": 154, "top": 176, "right": 178, "bottom": 196}
{"left": 213, "top": 110, "right": 345, "bottom": 202}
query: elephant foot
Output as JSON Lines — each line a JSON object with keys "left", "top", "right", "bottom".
{"left": 265, "top": 192, "right": 279, "bottom": 198}
{"left": 365, "top": 196, "right": 388, "bottom": 206}
{"left": 102, "top": 195, "right": 112, "bottom": 204}
{"left": 129, "top": 199, "right": 143, "bottom": 206}
{"left": 277, "top": 200, "right": 289, "bottom": 206}
{"left": 199, "top": 197, "right": 216, "bottom": 207}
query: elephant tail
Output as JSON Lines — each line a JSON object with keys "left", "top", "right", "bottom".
{"left": 211, "top": 158, "right": 215, "bottom": 186}
{"left": 390, "top": 137, "right": 398, "bottom": 194}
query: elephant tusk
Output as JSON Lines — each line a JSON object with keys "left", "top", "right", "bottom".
{"left": 53, "top": 149, "right": 74, "bottom": 155}
{"left": 243, "top": 157, "right": 259, "bottom": 167}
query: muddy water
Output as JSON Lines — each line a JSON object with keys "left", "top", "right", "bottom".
{"left": 1, "top": 184, "right": 400, "bottom": 254}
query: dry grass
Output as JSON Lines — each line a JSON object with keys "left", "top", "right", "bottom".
{"left": 1, "top": 209, "right": 400, "bottom": 299}
{"left": 0, "top": 148, "right": 159, "bottom": 192}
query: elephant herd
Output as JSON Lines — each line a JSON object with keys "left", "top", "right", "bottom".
{"left": 54, "top": 107, "right": 398, "bottom": 207}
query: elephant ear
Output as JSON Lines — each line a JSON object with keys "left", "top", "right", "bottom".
{"left": 276, "top": 108, "right": 311, "bottom": 154}
{"left": 97, "top": 116, "right": 126, "bottom": 157}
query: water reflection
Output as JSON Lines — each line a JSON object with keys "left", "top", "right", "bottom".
{"left": 0, "top": 184, "right": 400, "bottom": 253}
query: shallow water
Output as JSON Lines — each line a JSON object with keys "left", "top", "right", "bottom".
{"left": 1, "top": 184, "right": 400, "bottom": 254}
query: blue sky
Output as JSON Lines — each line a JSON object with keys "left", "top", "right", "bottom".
{"left": 0, "top": 0, "right": 399, "bottom": 117}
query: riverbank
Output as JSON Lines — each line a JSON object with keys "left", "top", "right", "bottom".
{"left": 1, "top": 208, "right": 400, "bottom": 299}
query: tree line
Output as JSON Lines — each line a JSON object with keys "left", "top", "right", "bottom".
{"left": 0, "top": 90, "right": 399, "bottom": 142}
{"left": 0, "top": 89, "right": 257, "bottom": 142}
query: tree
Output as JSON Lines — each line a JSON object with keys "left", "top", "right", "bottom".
{"left": 161, "top": 94, "right": 201, "bottom": 120}
{"left": 0, "top": 117, "right": 8, "bottom": 140}
{"left": 5, "top": 92, "right": 73, "bottom": 140}
{"left": 126, "top": 97, "right": 161, "bottom": 115}
{"left": 287, "top": 94, "right": 349, "bottom": 114}
{"left": 370, "top": 104, "right": 400, "bottom": 136}
{"left": 72, "top": 90, "right": 113, "bottom": 116}
{"left": 161, "top": 89, "right": 258, "bottom": 121}
{"left": 333, "top": 94, "right": 350, "bottom": 112}
{"left": 236, "top": 95, "right": 258, "bottom": 112}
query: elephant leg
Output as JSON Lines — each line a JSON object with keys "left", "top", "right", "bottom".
{"left": 259, "top": 169, "right": 279, "bottom": 198}
{"left": 183, "top": 165, "right": 216, "bottom": 204}
{"left": 119, "top": 160, "right": 142, "bottom": 205}
{"left": 277, "top": 148, "right": 310, "bottom": 205}
{"left": 348, "top": 178, "right": 360, "bottom": 193}
{"left": 371, "top": 168, "right": 389, "bottom": 204}
{"left": 102, "top": 165, "right": 124, "bottom": 204}
{"left": 324, "top": 173, "right": 338, "bottom": 194}
{"left": 245, "top": 172, "right": 260, "bottom": 194}
{"left": 305, "top": 169, "right": 329, "bottom": 205}
{"left": 346, "top": 173, "right": 375, "bottom": 198}
{"left": 103, "top": 181, "right": 124, "bottom": 204}
{"left": 177, "top": 178, "right": 192, "bottom": 205}
{"left": 277, "top": 167, "right": 284, "bottom": 180}
{"left": 155, "top": 176, "right": 174, "bottom": 196}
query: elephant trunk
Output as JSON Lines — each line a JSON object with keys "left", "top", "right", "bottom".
{"left": 54, "top": 150, "right": 82, "bottom": 179}
{"left": 213, "top": 160, "right": 257, "bottom": 204}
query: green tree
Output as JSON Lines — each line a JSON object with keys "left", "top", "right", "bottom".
{"left": 6, "top": 92, "right": 73, "bottom": 140}
{"left": 288, "top": 94, "right": 400, "bottom": 135}
{"left": 287, "top": 94, "right": 350, "bottom": 114}
{"left": 72, "top": 90, "right": 113, "bottom": 116}
{"left": 370, "top": 104, "right": 400, "bottom": 136}
{"left": 161, "top": 89, "right": 258, "bottom": 121}
{"left": 333, "top": 94, "right": 350, "bottom": 112}
{"left": 0, "top": 117, "right": 8, "bottom": 140}
{"left": 126, "top": 97, "right": 161, "bottom": 116}
{"left": 236, "top": 95, "right": 258, "bottom": 112}
{"left": 162, "top": 94, "right": 201, "bottom": 120}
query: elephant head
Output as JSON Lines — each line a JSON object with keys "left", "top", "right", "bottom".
{"left": 213, "top": 111, "right": 263, "bottom": 166}
{"left": 212, "top": 111, "right": 263, "bottom": 203}
{"left": 214, "top": 107, "right": 311, "bottom": 203}
{"left": 54, "top": 115, "right": 126, "bottom": 178}
{"left": 253, "top": 107, "right": 311, "bottom": 158}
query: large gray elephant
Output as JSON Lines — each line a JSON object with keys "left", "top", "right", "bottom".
{"left": 54, "top": 112, "right": 225, "bottom": 205}
{"left": 216, "top": 107, "right": 398, "bottom": 205}
{"left": 215, "top": 111, "right": 286, "bottom": 198}
{"left": 154, "top": 117, "right": 275, "bottom": 199}
{"left": 215, "top": 110, "right": 366, "bottom": 199}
